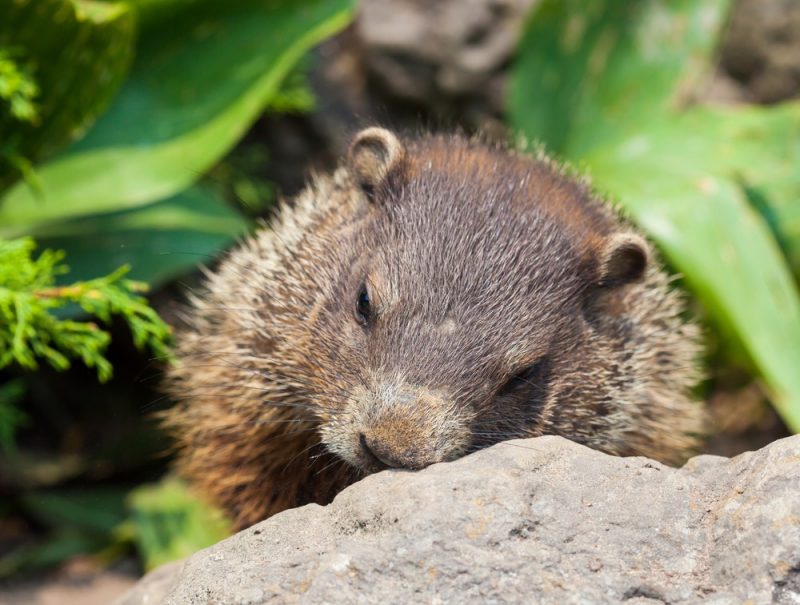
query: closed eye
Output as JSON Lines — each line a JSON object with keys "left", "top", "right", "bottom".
{"left": 497, "top": 358, "right": 550, "bottom": 397}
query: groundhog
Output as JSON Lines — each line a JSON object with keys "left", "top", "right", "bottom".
{"left": 163, "top": 127, "right": 704, "bottom": 529}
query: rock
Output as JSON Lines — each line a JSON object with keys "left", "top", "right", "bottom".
{"left": 720, "top": 0, "right": 800, "bottom": 103}
{"left": 358, "top": 0, "right": 536, "bottom": 102}
{"left": 117, "top": 435, "right": 800, "bottom": 605}
{"left": 347, "top": 0, "right": 536, "bottom": 136}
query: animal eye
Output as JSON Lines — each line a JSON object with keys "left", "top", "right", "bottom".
{"left": 355, "top": 284, "right": 372, "bottom": 326}
{"left": 497, "top": 358, "right": 549, "bottom": 397}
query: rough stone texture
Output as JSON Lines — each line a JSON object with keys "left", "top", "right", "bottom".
{"left": 339, "top": 0, "right": 536, "bottom": 136}
{"left": 358, "top": 0, "right": 535, "bottom": 103}
{"left": 117, "top": 435, "right": 800, "bottom": 605}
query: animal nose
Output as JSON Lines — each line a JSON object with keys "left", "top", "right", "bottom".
{"left": 359, "top": 433, "right": 404, "bottom": 469}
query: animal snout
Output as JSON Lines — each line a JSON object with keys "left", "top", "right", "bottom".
{"left": 343, "top": 384, "right": 473, "bottom": 473}
{"left": 359, "top": 432, "right": 422, "bottom": 469}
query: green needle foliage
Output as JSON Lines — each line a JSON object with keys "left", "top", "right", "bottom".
{"left": 0, "top": 237, "right": 172, "bottom": 382}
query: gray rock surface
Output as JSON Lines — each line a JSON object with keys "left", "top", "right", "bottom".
{"left": 721, "top": 0, "right": 800, "bottom": 103}
{"left": 117, "top": 435, "right": 800, "bottom": 605}
{"left": 358, "top": 0, "right": 536, "bottom": 103}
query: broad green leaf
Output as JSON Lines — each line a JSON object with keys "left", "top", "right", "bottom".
{"left": 509, "top": 0, "right": 800, "bottom": 430}
{"left": 36, "top": 185, "right": 249, "bottom": 287}
{"left": 0, "top": 0, "right": 136, "bottom": 194}
{"left": 1, "top": 488, "right": 137, "bottom": 577}
{"left": 0, "top": 0, "right": 355, "bottom": 235}
{"left": 509, "top": 1, "right": 721, "bottom": 156}
{"left": 129, "top": 476, "right": 231, "bottom": 571}
{"left": 706, "top": 103, "right": 800, "bottom": 276}
{"left": 20, "top": 487, "right": 128, "bottom": 534}
{"left": 0, "top": 530, "right": 104, "bottom": 577}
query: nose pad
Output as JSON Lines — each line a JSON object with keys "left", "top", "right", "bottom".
{"left": 359, "top": 433, "right": 402, "bottom": 469}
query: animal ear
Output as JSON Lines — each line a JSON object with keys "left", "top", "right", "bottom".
{"left": 597, "top": 232, "right": 650, "bottom": 287}
{"left": 347, "top": 127, "right": 406, "bottom": 197}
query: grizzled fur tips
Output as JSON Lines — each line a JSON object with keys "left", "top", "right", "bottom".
{"left": 163, "top": 128, "right": 705, "bottom": 529}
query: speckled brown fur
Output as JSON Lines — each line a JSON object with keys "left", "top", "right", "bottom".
{"left": 163, "top": 128, "right": 704, "bottom": 529}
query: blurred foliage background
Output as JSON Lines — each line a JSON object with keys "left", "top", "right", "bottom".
{"left": 0, "top": 0, "right": 798, "bottom": 599}
{"left": 0, "top": 0, "right": 355, "bottom": 589}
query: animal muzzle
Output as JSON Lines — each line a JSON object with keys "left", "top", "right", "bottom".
{"left": 358, "top": 429, "right": 429, "bottom": 469}
{"left": 347, "top": 383, "right": 472, "bottom": 472}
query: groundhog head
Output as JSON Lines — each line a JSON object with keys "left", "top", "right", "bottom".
{"left": 166, "top": 126, "right": 702, "bottom": 526}
{"left": 299, "top": 127, "right": 692, "bottom": 473}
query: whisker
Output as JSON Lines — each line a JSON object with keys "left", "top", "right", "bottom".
{"left": 281, "top": 440, "right": 325, "bottom": 474}
{"left": 313, "top": 456, "right": 347, "bottom": 478}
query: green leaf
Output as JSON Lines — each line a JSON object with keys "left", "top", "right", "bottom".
{"left": 128, "top": 476, "right": 231, "bottom": 571}
{"left": 707, "top": 103, "right": 800, "bottom": 277}
{"left": 21, "top": 487, "right": 128, "bottom": 534}
{"left": 0, "top": 531, "right": 105, "bottom": 577}
{"left": 0, "top": 0, "right": 355, "bottom": 236}
{"left": 0, "top": 0, "right": 136, "bottom": 194}
{"left": 509, "top": 0, "right": 800, "bottom": 431}
{"left": 0, "top": 488, "right": 132, "bottom": 576}
{"left": 0, "top": 49, "right": 40, "bottom": 124}
{"left": 509, "top": 0, "right": 728, "bottom": 155}
{"left": 36, "top": 186, "right": 250, "bottom": 287}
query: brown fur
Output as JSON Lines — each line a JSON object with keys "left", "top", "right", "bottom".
{"left": 163, "top": 129, "right": 705, "bottom": 529}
